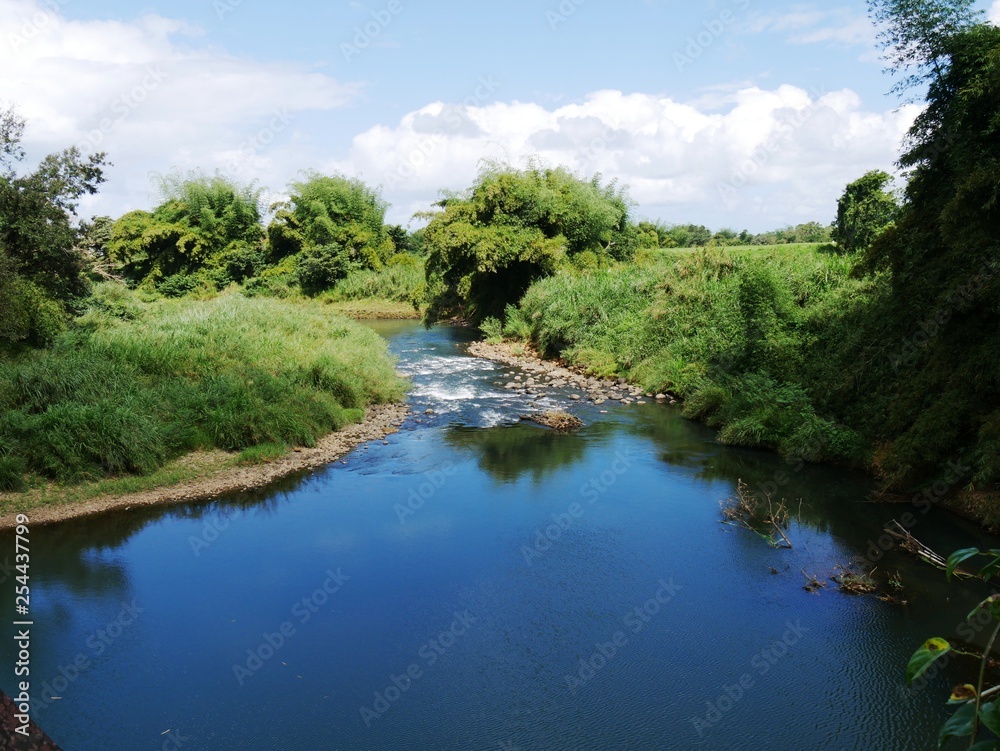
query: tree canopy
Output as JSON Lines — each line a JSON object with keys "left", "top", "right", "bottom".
{"left": 0, "top": 106, "right": 107, "bottom": 346}
{"left": 107, "top": 174, "right": 265, "bottom": 292}
{"left": 832, "top": 170, "right": 899, "bottom": 253}
{"left": 857, "top": 22, "right": 1000, "bottom": 488}
{"left": 423, "top": 163, "right": 636, "bottom": 322}
{"left": 868, "top": 0, "right": 982, "bottom": 96}
{"left": 266, "top": 173, "right": 394, "bottom": 295}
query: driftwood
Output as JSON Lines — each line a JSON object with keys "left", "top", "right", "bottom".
{"left": 883, "top": 519, "right": 975, "bottom": 579}
{"left": 720, "top": 481, "right": 794, "bottom": 549}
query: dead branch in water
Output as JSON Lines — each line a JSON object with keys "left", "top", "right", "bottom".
{"left": 883, "top": 519, "right": 976, "bottom": 579}
{"left": 720, "top": 481, "right": 794, "bottom": 549}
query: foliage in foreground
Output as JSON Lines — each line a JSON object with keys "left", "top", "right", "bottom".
{"left": 0, "top": 288, "right": 404, "bottom": 490}
{"left": 908, "top": 549, "right": 1000, "bottom": 749}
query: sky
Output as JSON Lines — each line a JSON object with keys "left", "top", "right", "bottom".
{"left": 3, "top": 0, "right": 1000, "bottom": 232}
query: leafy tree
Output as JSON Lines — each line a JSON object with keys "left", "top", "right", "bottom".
{"left": 635, "top": 221, "right": 663, "bottom": 248}
{"left": 0, "top": 106, "right": 107, "bottom": 346}
{"left": 868, "top": 0, "right": 982, "bottom": 96}
{"left": 108, "top": 174, "right": 265, "bottom": 288}
{"left": 711, "top": 228, "right": 740, "bottom": 246}
{"left": 266, "top": 173, "right": 394, "bottom": 294}
{"left": 832, "top": 170, "right": 899, "bottom": 253}
{"left": 422, "top": 163, "right": 635, "bottom": 322}
{"left": 854, "top": 23, "right": 1000, "bottom": 490}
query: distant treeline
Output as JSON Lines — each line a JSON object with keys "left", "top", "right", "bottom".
{"left": 635, "top": 221, "right": 831, "bottom": 250}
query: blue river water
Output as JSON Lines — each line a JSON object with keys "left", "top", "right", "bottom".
{"left": 3, "top": 321, "right": 999, "bottom": 750}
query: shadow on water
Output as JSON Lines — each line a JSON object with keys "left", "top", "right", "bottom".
{"left": 443, "top": 421, "right": 618, "bottom": 485}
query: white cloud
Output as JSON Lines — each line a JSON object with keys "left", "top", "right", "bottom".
{"left": 0, "top": 0, "right": 359, "bottom": 216}
{"left": 747, "top": 5, "right": 875, "bottom": 48}
{"left": 333, "top": 87, "right": 920, "bottom": 231}
{"left": 990, "top": 0, "right": 1000, "bottom": 24}
{"left": 1, "top": 0, "right": 919, "bottom": 232}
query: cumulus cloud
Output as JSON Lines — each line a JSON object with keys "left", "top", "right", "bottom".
{"left": 0, "top": 0, "right": 359, "bottom": 215}
{"left": 333, "top": 87, "right": 920, "bottom": 231}
{"left": 990, "top": 0, "right": 1000, "bottom": 24}
{"left": 2, "top": 0, "right": 919, "bottom": 231}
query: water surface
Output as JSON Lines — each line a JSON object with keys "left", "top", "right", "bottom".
{"left": 4, "top": 322, "right": 997, "bottom": 750}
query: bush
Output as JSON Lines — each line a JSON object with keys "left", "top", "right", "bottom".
{"left": 510, "top": 246, "right": 872, "bottom": 467}
{"left": 479, "top": 317, "right": 504, "bottom": 343}
{"left": 422, "top": 162, "right": 636, "bottom": 323}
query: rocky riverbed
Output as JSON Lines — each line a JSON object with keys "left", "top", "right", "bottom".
{"left": 467, "top": 340, "right": 679, "bottom": 407}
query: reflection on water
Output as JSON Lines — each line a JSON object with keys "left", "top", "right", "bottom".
{"left": 3, "top": 321, "right": 999, "bottom": 751}
{"left": 444, "top": 423, "right": 607, "bottom": 485}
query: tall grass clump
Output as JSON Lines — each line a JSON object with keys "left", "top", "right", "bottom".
{"left": 0, "top": 287, "right": 404, "bottom": 486}
{"left": 319, "top": 256, "right": 426, "bottom": 307}
{"left": 512, "top": 246, "right": 870, "bottom": 467}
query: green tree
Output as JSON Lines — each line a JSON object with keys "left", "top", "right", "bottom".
{"left": 266, "top": 173, "right": 394, "bottom": 294}
{"left": 856, "top": 23, "right": 1000, "bottom": 490}
{"left": 832, "top": 170, "right": 899, "bottom": 254}
{"left": 422, "top": 163, "right": 635, "bottom": 323}
{"left": 108, "top": 174, "right": 265, "bottom": 289}
{"left": 868, "top": 0, "right": 982, "bottom": 96}
{"left": 0, "top": 106, "right": 107, "bottom": 345}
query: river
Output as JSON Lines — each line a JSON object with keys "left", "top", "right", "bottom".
{"left": 4, "top": 321, "right": 999, "bottom": 750}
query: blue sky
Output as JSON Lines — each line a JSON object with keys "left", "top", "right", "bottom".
{"left": 4, "top": 0, "right": 999, "bottom": 230}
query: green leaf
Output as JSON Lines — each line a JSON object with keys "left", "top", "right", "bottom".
{"left": 939, "top": 702, "right": 976, "bottom": 749}
{"left": 969, "top": 596, "right": 1000, "bottom": 623}
{"left": 980, "top": 701, "right": 1000, "bottom": 737}
{"left": 907, "top": 637, "right": 952, "bottom": 686}
{"left": 981, "top": 558, "right": 1000, "bottom": 582}
{"left": 947, "top": 548, "right": 981, "bottom": 580}
{"left": 969, "top": 742, "right": 1000, "bottom": 751}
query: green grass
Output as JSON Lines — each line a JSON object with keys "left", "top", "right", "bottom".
{"left": 0, "top": 284, "right": 405, "bottom": 491}
{"left": 317, "top": 257, "right": 426, "bottom": 307}
{"left": 236, "top": 442, "right": 291, "bottom": 465}
{"left": 505, "top": 245, "right": 872, "bottom": 468}
{"left": 323, "top": 299, "right": 423, "bottom": 320}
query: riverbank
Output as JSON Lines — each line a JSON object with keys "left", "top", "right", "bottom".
{"left": 325, "top": 299, "right": 422, "bottom": 320}
{"left": 471, "top": 338, "right": 1000, "bottom": 531}
{"left": 468, "top": 340, "right": 677, "bottom": 406}
{"left": 0, "top": 402, "right": 408, "bottom": 528}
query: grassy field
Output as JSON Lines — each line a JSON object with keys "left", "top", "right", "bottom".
{"left": 0, "top": 285, "right": 405, "bottom": 493}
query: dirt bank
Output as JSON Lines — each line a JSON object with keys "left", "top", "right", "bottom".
{"left": 0, "top": 403, "right": 409, "bottom": 529}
